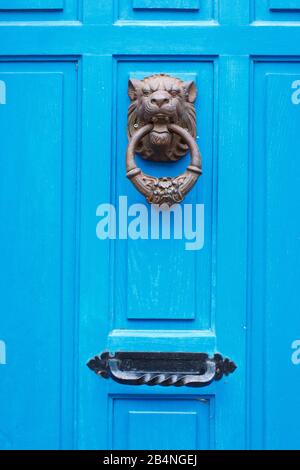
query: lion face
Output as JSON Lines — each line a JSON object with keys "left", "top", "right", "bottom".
{"left": 128, "top": 74, "right": 197, "bottom": 162}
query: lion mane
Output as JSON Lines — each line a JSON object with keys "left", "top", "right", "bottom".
{"left": 127, "top": 73, "right": 197, "bottom": 162}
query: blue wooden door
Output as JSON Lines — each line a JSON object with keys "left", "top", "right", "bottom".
{"left": 0, "top": 0, "right": 300, "bottom": 451}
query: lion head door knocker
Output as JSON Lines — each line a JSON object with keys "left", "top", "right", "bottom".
{"left": 126, "top": 73, "right": 202, "bottom": 206}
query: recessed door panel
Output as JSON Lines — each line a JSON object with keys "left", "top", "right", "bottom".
{"left": 111, "top": 396, "right": 213, "bottom": 450}
{"left": 0, "top": 60, "right": 78, "bottom": 450}
{"left": 117, "top": 0, "right": 215, "bottom": 22}
{"left": 112, "top": 58, "right": 216, "bottom": 330}
{"left": 254, "top": 0, "right": 300, "bottom": 21}
{"left": 250, "top": 60, "right": 300, "bottom": 450}
{"left": 132, "top": 0, "right": 200, "bottom": 9}
{"left": 269, "top": 0, "right": 300, "bottom": 10}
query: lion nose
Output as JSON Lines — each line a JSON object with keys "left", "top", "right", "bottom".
{"left": 151, "top": 96, "right": 170, "bottom": 107}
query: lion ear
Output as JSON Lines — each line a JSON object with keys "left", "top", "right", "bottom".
{"left": 184, "top": 80, "right": 197, "bottom": 103}
{"left": 128, "top": 79, "right": 142, "bottom": 100}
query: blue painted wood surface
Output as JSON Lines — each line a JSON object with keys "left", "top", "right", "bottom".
{"left": 132, "top": 0, "right": 200, "bottom": 10}
{"left": 0, "top": 0, "right": 299, "bottom": 451}
{"left": 0, "top": 0, "right": 64, "bottom": 10}
{"left": 269, "top": 0, "right": 300, "bottom": 10}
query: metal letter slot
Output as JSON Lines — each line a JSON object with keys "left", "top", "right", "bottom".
{"left": 87, "top": 352, "right": 237, "bottom": 387}
{"left": 126, "top": 73, "right": 202, "bottom": 205}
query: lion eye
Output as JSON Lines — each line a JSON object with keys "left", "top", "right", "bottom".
{"left": 143, "top": 89, "right": 150, "bottom": 96}
{"left": 170, "top": 89, "right": 179, "bottom": 97}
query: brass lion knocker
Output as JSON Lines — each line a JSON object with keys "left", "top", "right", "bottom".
{"left": 126, "top": 73, "right": 202, "bottom": 206}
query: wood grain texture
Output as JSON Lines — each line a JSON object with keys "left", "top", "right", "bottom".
{"left": 249, "top": 62, "right": 300, "bottom": 450}
{"left": 1, "top": 0, "right": 299, "bottom": 452}
{"left": 269, "top": 0, "right": 300, "bottom": 10}
{"left": 0, "top": 0, "right": 64, "bottom": 10}
{"left": 133, "top": 0, "right": 200, "bottom": 10}
{"left": 255, "top": 0, "right": 300, "bottom": 20}
{"left": 118, "top": 0, "right": 211, "bottom": 22}
{"left": 0, "top": 60, "right": 78, "bottom": 449}
{"left": 113, "top": 59, "right": 215, "bottom": 328}
{"left": 111, "top": 397, "right": 212, "bottom": 450}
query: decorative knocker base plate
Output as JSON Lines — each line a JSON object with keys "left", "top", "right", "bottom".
{"left": 126, "top": 74, "right": 202, "bottom": 205}
{"left": 87, "top": 351, "right": 237, "bottom": 388}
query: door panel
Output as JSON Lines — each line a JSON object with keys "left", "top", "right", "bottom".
{"left": 0, "top": 0, "right": 77, "bottom": 21}
{"left": 249, "top": 60, "right": 300, "bottom": 450}
{"left": 0, "top": 0, "right": 299, "bottom": 450}
{"left": 113, "top": 58, "right": 215, "bottom": 328}
{"left": 0, "top": 0, "right": 64, "bottom": 8}
{"left": 83, "top": 54, "right": 246, "bottom": 451}
{"left": 117, "top": 0, "right": 214, "bottom": 22}
{"left": 269, "top": 0, "right": 300, "bottom": 11}
{"left": 255, "top": 0, "right": 300, "bottom": 21}
{"left": 111, "top": 396, "right": 213, "bottom": 450}
{"left": 0, "top": 60, "right": 78, "bottom": 449}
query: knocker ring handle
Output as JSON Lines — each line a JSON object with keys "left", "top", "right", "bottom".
{"left": 126, "top": 123, "right": 202, "bottom": 206}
